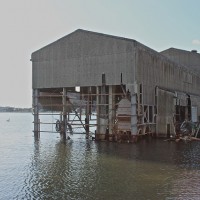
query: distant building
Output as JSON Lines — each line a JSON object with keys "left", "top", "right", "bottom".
{"left": 161, "top": 48, "right": 200, "bottom": 75}
{"left": 31, "top": 29, "right": 200, "bottom": 141}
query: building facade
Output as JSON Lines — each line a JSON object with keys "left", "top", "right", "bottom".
{"left": 31, "top": 29, "right": 200, "bottom": 141}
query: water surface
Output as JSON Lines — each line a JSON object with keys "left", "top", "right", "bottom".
{"left": 0, "top": 113, "right": 200, "bottom": 200}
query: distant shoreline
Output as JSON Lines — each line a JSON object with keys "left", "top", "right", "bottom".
{"left": 0, "top": 111, "right": 32, "bottom": 113}
{"left": 0, "top": 107, "right": 32, "bottom": 113}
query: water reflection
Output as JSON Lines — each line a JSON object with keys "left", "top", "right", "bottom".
{"left": 16, "top": 138, "right": 100, "bottom": 199}
{"left": 11, "top": 136, "right": 200, "bottom": 200}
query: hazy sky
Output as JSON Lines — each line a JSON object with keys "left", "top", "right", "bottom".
{"left": 0, "top": 0, "right": 199, "bottom": 107}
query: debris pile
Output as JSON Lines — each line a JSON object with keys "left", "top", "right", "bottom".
{"left": 166, "top": 120, "right": 200, "bottom": 142}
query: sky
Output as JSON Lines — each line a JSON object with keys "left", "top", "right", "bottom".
{"left": 0, "top": 0, "right": 200, "bottom": 108}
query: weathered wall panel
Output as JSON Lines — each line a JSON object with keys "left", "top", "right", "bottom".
{"left": 191, "top": 95, "right": 200, "bottom": 117}
{"left": 157, "top": 89, "right": 175, "bottom": 136}
{"left": 161, "top": 48, "right": 200, "bottom": 75}
{"left": 32, "top": 30, "right": 136, "bottom": 89}
{"left": 136, "top": 46, "right": 200, "bottom": 106}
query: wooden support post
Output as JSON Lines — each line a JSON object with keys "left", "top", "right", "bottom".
{"left": 96, "top": 86, "right": 100, "bottom": 139}
{"left": 62, "top": 88, "right": 67, "bottom": 140}
{"left": 108, "top": 85, "right": 115, "bottom": 140}
{"left": 98, "top": 73, "right": 108, "bottom": 140}
{"left": 131, "top": 94, "right": 138, "bottom": 142}
{"left": 85, "top": 87, "right": 90, "bottom": 139}
{"left": 33, "top": 89, "right": 40, "bottom": 139}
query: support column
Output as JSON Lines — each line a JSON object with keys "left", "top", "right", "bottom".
{"left": 33, "top": 89, "right": 40, "bottom": 139}
{"left": 131, "top": 94, "right": 137, "bottom": 136}
{"left": 108, "top": 85, "right": 115, "bottom": 141}
{"left": 99, "top": 81, "right": 108, "bottom": 140}
{"left": 96, "top": 86, "right": 100, "bottom": 139}
{"left": 85, "top": 87, "right": 90, "bottom": 139}
{"left": 62, "top": 88, "right": 67, "bottom": 140}
{"left": 127, "top": 83, "right": 138, "bottom": 142}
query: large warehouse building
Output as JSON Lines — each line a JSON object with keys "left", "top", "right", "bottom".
{"left": 31, "top": 29, "right": 200, "bottom": 141}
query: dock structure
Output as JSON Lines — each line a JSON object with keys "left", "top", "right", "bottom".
{"left": 31, "top": 29, "right": 200, "bottom": 142}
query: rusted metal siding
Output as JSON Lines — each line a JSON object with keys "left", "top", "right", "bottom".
{"left": 32, "top": 30, "right": 136, "bottom": 89}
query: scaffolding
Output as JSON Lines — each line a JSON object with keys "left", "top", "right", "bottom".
{"left": 32, "top": 84, "right": 142, "bottom": 141}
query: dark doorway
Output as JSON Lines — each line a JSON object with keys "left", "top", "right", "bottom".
{"left": 167, "top": 124, "right": 170, "bottom": 138}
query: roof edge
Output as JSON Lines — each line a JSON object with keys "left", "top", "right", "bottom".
{"left": 31, "top": 29, "right": 159, "bottom": 58}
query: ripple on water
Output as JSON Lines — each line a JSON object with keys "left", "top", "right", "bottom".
{"left": 1, "top": 113, "right": 200, "bottom": 199}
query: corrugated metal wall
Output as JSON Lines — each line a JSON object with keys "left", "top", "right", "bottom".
{"left": 32, "top": 30, "right": 136, "bottom": 89}
{"left": 161, "top": 48, "right": 200, "bottom": 76}
{"left": 157, "top": 88, "right": 175, "bottom": 136}
{"left": 136, "top": 46, "right": 200, "bottom": 106}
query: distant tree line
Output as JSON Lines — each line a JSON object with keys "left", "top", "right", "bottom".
{"left": 0, "top": 106, "right": 32, "bottom": 112}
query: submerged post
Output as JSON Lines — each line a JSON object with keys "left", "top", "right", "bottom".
{"left": 33, "top": 89, "right": 40, "bottom": 139}
{"left": 62, "top": 88, "right": 67, "bottom": 140}
{"left": 85, "top": 87, "right": 90, "bottom": 139}
{"left": 108, "top": 85, "right": 115, "bottom": 141}
{"left": 96, "top": 86, "right": 100, "bottom": 139}
{"left": 98, "top": 73, "right": 108, "bottom": 140}
{"left": 131, "top": 94, "right": 137, "bottom": 141}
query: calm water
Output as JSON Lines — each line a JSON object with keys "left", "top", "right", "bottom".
{"left": 0, "top": 113, "right": 200, "bottom": 200}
